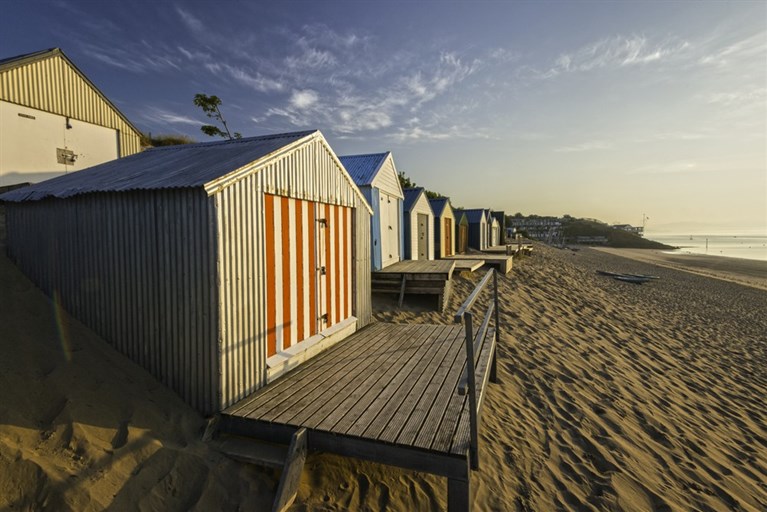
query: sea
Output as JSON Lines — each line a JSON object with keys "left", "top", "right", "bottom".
{"left": 646, "top": 233, "right": 767, "bottom": 262}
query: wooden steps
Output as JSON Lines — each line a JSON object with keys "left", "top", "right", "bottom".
{"left": 207, "top": 425, "right": 308, "bottom": 512}
{"left": 372, "top": 260, "right": 455, "bottom": 311}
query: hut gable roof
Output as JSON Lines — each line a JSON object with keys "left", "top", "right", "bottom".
{"left": 0, "top": 47, "right": 141, "bottom": 139}
{"left": 403, "top": 187, "right": 426, "bottom": 212}
{"left": 463, "top": 208, "right": 487, "bottom": 223}
{"left": 428, "top": 197, "right": 452, "bottom": 217}
{"left": 339, "top": 152, "right": 404, "bottom": 199}
{"left": 339, "top": 152, "right": 388, "bottom": 185}
{"left": 1, "top": 130, "right": 372, "bottom": 213}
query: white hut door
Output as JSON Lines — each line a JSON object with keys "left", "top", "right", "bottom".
{"left": 380, "top": 193, "right": 399, "bottom": 268}
{"left": 417, "top": 213, "right": 429, "bottom": 260}
{"left": 315, "top": 202, "right": 328, "bottom": 332}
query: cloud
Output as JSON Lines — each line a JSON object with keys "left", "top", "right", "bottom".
{"left": 702, "top": 87, "right": 766, "bottom": 107}
{"left": 555, "top": 141, "right": 612, "bottom": 152}
{"left": 80, "top": 44, "right": 180, "bottom": 73}
{"left": 627, "top": 161, "right": 704, "bottom": 175}
{"left": 290, "top": 89, "right": 319, "bottom": 109}
{"left": 285, "top": 47, "right": 337, "bottom": 69}
{"left": 141, "top": 107, "right": 201, "bottom": 126}
{"left": 529, "top": 35, "right": 690, "bottom": 79}
{"left": 176, "top": 7, "right": 205, "bottom": 34}
{"left": 222, "top": 64, "right": 285, "bottom": 93}
{"left": 698, "top": 31, "right": 767, "bottom": 67}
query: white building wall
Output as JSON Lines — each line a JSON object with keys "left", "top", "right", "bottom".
{"left": 0, "top": 101, "right": 119, "bottom": 186}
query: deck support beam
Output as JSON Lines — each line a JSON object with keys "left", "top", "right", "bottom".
{"left": 219, "top": 415, "right": 469, "bottom": 479}
{"left": 447, "top": 475, "right": 471, "bottom": 512}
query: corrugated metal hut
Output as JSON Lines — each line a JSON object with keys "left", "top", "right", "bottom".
{"left": 339, "top": 152, "right": 403, "bottom": 271}
{"left": 454, "top": 208, "right": 469, "bottom": 254}
{"left": 464, "top": 208, "right": 488, "bottom": 250}
{"left": 1, "top": 130, "right": 373, "bottom": 415}
{"left": 491, "top": 210, "right": 506, "bottom": 244}
{"left": 0, "top": 48, "right": 142, "bottom": 186}
{"left": 428, "top": 197, "right": 456, "bottom": 258}
{"left": 402, "top": 188, "right": 434, "bottom": 260}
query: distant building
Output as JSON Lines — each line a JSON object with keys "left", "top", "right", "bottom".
{"left": 507, "top": 216, "right": 563, "bottom": 242}
{"left": 612, "top": 224, "right": 644, "bottom": 236}
{"left": 0, "top": 48, "right": 142, "bottom": 187}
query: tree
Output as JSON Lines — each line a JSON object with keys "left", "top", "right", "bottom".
{"left": 193, "top": 94, "right": 241, "bottom": 140}
{"left": 141, "top": 132, "right": 195, "bottom": 147}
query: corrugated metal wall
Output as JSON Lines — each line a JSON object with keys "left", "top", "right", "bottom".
{"left": 0, "top": 53, "right": 141, "bottom": 156}
{"left": 215, "top": 137, "right": 372, "bottom": 408}
{"left": 3, "top": 134, "right": 372, "bottom": 414}
{"left": 354, "top": 202, "right": 372, "bottom": 326}
{"left": 4, "top": 189, "right": 219, "bottom": 413}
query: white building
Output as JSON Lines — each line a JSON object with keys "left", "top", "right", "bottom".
{"left": 0, "top": 48, "right": 142, "bottom": 188}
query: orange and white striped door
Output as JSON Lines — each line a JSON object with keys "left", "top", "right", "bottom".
{"left": 264, "top": 194, "right": 353, "bottom": 358}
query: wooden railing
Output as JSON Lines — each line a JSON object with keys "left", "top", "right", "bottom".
{"left": 454, "top": 268, "right": 499, "bottom": 470}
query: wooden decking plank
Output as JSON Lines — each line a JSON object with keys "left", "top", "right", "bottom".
{"left": 229, "top": 323, "right": 389, "bottom": 419}
{"left": 377, "top": 325, "right": 464, "bottom": 444}
{"left": 396, "top": 326, "right": 468, "bottom": 446}
{"left": 282, "top": 324, "right": 426, "bottom": 428}
{"left": 412, "top": 327, "right": 473, "bottom": 450}
{"left": 311, "top": 325, "right": 439, "bottom": 432}
{"left": 231, "top": 323, "right": 389, "bottom": 419}
{"left": 375, "top": 260, "right": 454, "bottom": 275}
{"left": 259, "top": 324, "right": 414, "bottom": 424}
{"left": 224, "top": 323, "right": 386, "bottom": 416}
{"left": 344, "top": 324, "right": 448, "bottom": 438}
{"left": 450, "top": 328, "right": 496, "bottom": 455}
{"left": 357, "top": 325, "right": 455, "bottom": 440}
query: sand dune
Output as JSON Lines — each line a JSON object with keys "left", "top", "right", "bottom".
{"left": 2, "top": 243, "right": 766, "bottom": 511}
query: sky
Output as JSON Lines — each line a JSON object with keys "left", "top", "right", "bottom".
{"left": 2, "top": 0, "right": 765, "bottom": 232}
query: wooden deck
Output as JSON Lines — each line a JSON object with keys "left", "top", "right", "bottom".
{"left": 450, "top": 259, "right": 485, "bottom": 272}
{"left": 219, "top": 321, "right": 497, "bottom": 510}
{"left": 372, "top": 260, "right": 455, "bottom": 310}
{"left": 445, "top": 253, "right": 513, "bottom": 274}
{"left": 484, "top": 243, "right": 534, "bottom": 256}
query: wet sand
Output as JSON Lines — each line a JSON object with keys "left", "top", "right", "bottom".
{"left": 594, "top": 247, "right": 767, "bottom": 291}
{"left": 2, "top": 243, "right": 766, "bottom": 510}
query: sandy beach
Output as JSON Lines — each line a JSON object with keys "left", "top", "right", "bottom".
{"left": 2, "top": 242, "right": 766, "bottom": 511}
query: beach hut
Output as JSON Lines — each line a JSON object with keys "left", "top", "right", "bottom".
{"left": 490, "top": 210, "right": 506, "bottom": 244}
{"left": 402, "top": 188, "right": 434, "bottom": 260}
{"left": 464, "top": 208, "right": 488, "bottom": 250}
{"left": 454, "top": 208, "right": 469, "bottom": 254}
{"left": 428, "top": 197, "right": 456, "bottom": 258}
{"left": 339, "top": 152, "right": 404, "bottom": 271}
{"left": 489, "top": 216, "right": 501, "bottom": 246}
{"left": 0, "top": 48, "right": 142, "bottom": 187}
{"left": 1, "top": 130, "right": 373, "bottom": 415}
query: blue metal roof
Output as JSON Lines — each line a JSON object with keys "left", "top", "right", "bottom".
{"left": 338, "top": 152, "right": 389, "bottom": 186}
{"left": 428, "top": 197, "right": 451, "bottom": 216}
{"left": 402, "top": 188, "right": 426, "bottom": 212}
{"left": 0, "top": 131, "right": 317, "bottom": 202}
{"left": 463, "top": 208, "right": 487, "bottom": 223}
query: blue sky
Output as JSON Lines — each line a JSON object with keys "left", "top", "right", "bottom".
{"left": 3, "top": 1, "right": 765, "bottom": 231}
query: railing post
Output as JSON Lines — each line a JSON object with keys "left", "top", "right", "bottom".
{"left": 463, "top": 311, "right": 479, "bottom": 470}
{"left": 491, "top": 269, "right": 499, "bottom": 384}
